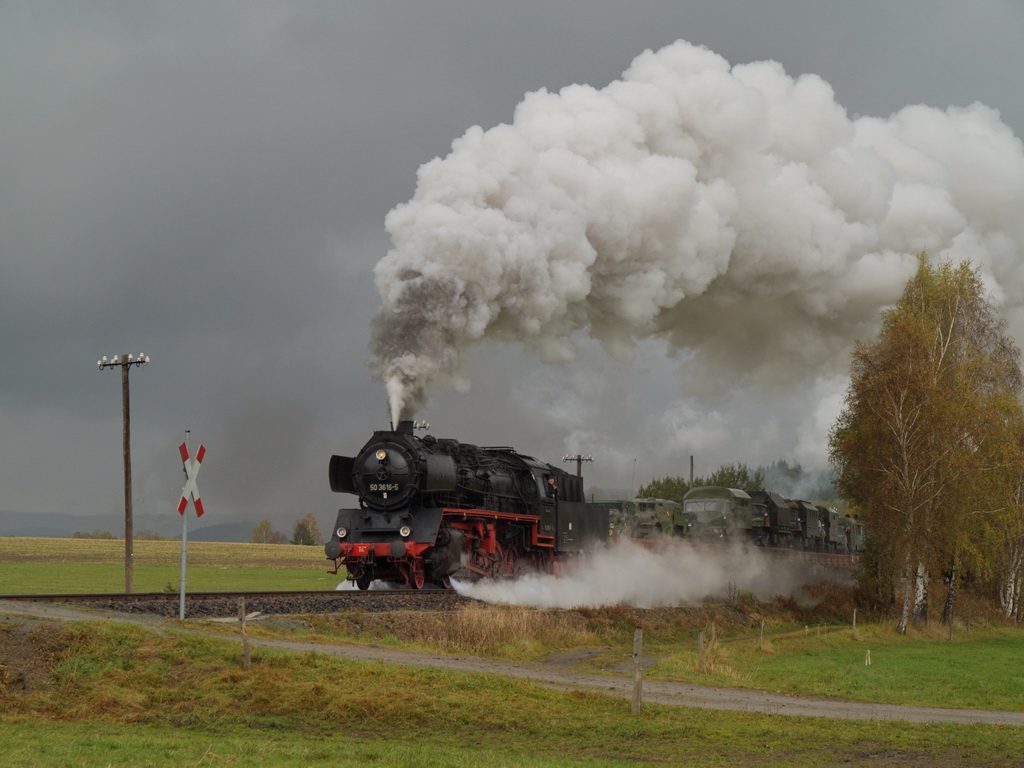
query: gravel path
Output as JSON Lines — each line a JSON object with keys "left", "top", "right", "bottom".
{"left": 3, "top": 598, "right": 1023, "bottom": 727}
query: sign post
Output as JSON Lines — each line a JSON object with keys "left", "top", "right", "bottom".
{"left": 177, "top": 432, "right": 206, "bottom": 620}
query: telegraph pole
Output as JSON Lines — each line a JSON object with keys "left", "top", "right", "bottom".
{"left": 563, "top": 453, "right": 593, "bottom": 477}
{"left": 97, "top": 353, "right": 150, "bottom": 593}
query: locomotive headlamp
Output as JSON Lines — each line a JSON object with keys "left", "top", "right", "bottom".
{"left": 375, "top": 449, "right": 387, "bottom": 461}
{"left": 336, "top": 527, "right": 348, "bottom": 539}
{"left": 399, "top": 525, "right": 412, "bottom": 538}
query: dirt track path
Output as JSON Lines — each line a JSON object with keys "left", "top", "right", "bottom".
{"left": 3, "top": 599, "right": 1023, "bottom": 727}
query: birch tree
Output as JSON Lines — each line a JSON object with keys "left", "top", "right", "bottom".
{"left": 830, "top": 257, "right": 1022, "bottom": 633}
{"left": 973, "top": 420, "right": 1024, "bottom": 620}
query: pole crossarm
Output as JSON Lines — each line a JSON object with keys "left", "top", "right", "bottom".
{"left": 563, "top": 453, "right": 594, "bottom": 477}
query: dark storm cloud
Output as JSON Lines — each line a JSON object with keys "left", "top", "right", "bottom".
{"left": 2, "top": 1, "right": 1023, "bottom": 534}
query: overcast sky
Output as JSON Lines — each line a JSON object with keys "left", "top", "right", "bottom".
{"left": 3, "top": 1, "right": 1024, "bottom": 536}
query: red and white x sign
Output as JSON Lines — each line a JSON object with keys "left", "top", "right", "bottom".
{"left": 178, "top": 442, "right": 206, "bottom": 517}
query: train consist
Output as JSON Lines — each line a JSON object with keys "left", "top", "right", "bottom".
{"left": 323, "top": 422, "right": 863, "bottom": 589}
{"left": 324, "top": 421, "right": 608, "bottom": 589}
{"left": 607, "top": 487, "right": 864, "bottom": 554}
{"left": 603, "top": 498, "right": 688, "bottom": 538}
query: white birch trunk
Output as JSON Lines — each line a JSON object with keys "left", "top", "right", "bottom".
{"left": 897, "top": 555, "right": 912, "bottom": 635}
{"left": 912, "top": 560, "right": 928, "bottom": 625}
{"left": 1000, "top": 544, "right": 1023, "bottom": 619}
{"left": 1003, "top": 568, "right": 1021, "bottom": 620}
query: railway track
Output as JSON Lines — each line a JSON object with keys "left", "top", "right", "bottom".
{"left": 0, "top": 589, "right": 445, "bottom": 602}
{"left": 0, "top": 588, "right": 476, "bottom": 618}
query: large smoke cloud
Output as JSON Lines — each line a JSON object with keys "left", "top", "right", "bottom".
{"left": 371, "top": 40, "right": 1024, "bottom": 425}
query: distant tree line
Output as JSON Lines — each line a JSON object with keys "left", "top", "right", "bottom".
{"left": 71, "top": 518, "right": 324, "bottom": 546}
{"left": 637, "top": 463, "right": 762, "bottom": 504}
{"left": 72, "top": 529, "right": 173, "bottom": 541}
{"left": 634, "top": 460, "right": 836, "bottom": 508}
{"left": 72, "top": 529, "right": 116, "bottom": 539}
{"left": 251, "top": 520, "right": 287, "bottom": 544}
{"left": 250, "top": 513, "right": 323, "bottom": 546}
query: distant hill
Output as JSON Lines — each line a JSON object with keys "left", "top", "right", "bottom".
{"left": 184, "top": 521, "right": 257, "bottom": 543}
{"left": 0, "top": 510, "right": 259, "bottom": 543}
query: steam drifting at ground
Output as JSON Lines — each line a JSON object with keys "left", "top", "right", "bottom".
{"left": 451, "top": 539, "right": 817, "bottom": 609}
{"left": 371, "top": 39, "right": 1024, "bottom": 426}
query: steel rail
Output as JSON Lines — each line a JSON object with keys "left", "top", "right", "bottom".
{"left": 0, "top": 588, "right": 449, "bottom": 602}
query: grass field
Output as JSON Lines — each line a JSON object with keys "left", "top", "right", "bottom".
{"left": 2, "top": 537, "right": 1023, "bottom": 766}
{"left": 646, "top": 621, "right": 1024, "bottom": 710}
{"left": 3, "top": 621, "right": 1023, "bottom": 768}
{"left": 289, "top": 601, "right": 1024, "bottom": 712}
{"left": 0, "top": 537, "right": 340, "bottom": 593}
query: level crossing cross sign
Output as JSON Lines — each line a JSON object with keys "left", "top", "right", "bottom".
{"left": 178, "top": 442, "right": 206, "bottom": 517}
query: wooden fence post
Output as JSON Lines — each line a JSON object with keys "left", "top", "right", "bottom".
{"left": 852, "top": 609, "right": 857, "bottom": 640}
{"left": 631, "top": 627, "right": 643, "bottom": 714}
{"left": 238, "top": 597, "right": 251, "bottom": 670}
{"left": 697, "top": 630, "right": 705, "bottom": 673}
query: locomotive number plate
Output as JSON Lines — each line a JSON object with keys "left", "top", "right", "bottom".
{"left": 370, "top": 483, "right": 400, "bottom": 492}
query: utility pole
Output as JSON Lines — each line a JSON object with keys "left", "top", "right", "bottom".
{"left": 97, "top": 353, "right": 150, "bottom": 593}
{"left": 562, "top": 453, "right": 593, "bottom": 477}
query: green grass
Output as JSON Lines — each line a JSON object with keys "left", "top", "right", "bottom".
{"left": 271, "top": 603, "right": 1024, "bottom": 713}
{"left": 3, "top": 536, "right": 1023, "bottom": 764}
{"left": 2, "top": 622, "right": 1022, "bottom": 767}
{"left": 0, "top": 537, "right": 341, "bottom": 593}
{"left": 0, "top": 561, "right": 343, "bottom": 593}
{"left": 2, "top": 715, "right": 1019, "bottom": 768}
{"left": 644, "top": 623, "right": 1024, "bottom": 711}
{"left": 0, "top": 720, "right": 575, "bottom": 768}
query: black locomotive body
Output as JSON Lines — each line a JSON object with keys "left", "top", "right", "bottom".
{"left": 324, "top": 421, "right": 608, "bottom": 589}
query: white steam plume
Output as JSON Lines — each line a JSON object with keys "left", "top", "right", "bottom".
{"left": 371, "top": 40, "right": 1024, "bottom": 423}
{"left": 451, "top": 539, "right": 814, "bottom": 609}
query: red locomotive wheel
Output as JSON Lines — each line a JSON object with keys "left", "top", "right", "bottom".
{"left": 406, "top": 559, "right": 426, "bottom": 589}
{"left": 490, "top": 543, "right": 522, "bottom": 579}
{"left": 502, "top": 545, "right": 521, "bottom": 578}
{"left": 491, "top": 544, "right": 506, "bottom": 578}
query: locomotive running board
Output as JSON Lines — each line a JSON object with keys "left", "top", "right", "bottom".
{"left": 440, "top": 507, "right": 555, "bottom": 550}
{"left": 440, "top": 507, "right": 541, "bottom": 522}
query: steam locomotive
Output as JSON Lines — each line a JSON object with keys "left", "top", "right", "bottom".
{"left": 324, "top": 421, "right": 609, "bottom": 589}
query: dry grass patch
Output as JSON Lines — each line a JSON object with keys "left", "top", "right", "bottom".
{"left": 309, "top": 604, "right": 600, "bottom": 659}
